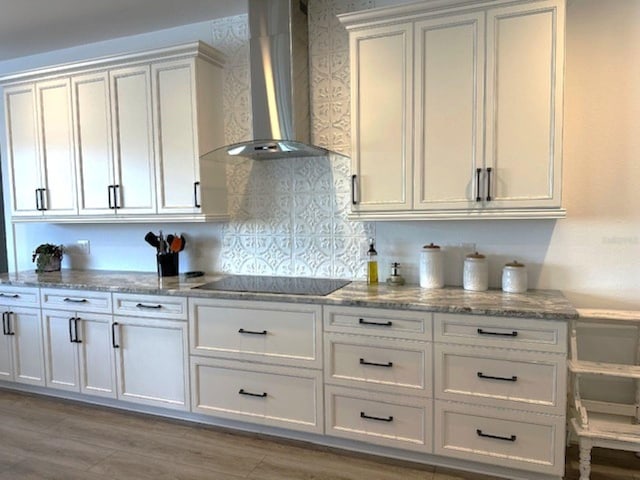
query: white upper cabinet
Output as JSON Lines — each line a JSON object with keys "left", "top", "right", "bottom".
{"left": 1, "top": 42, "right": 227, "bottom": 223}
{"left": 340, "top": 0, "right": 566, "bottom": 220}
{"left": 5, "top": 79, "right": 77, "bottom": 218}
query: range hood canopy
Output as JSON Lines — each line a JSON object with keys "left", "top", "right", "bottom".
{"left": 211, "top": 0, "right": 331, "bottom": 160}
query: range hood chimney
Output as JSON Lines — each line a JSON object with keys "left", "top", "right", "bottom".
{"left": 216, "top": 0, "right": 331, "bottom": 160}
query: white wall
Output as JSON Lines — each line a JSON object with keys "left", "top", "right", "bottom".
{"left": 1, "top": 0, "right": 639, "bottom": 310}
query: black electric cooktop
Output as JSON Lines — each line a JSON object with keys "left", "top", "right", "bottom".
{"left": 193, "top": 275, "right": 351, "bottom": 296}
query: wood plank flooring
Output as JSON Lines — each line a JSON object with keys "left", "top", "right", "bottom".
{"left": 1, "top": 388, "right": 639, "bottom": 479}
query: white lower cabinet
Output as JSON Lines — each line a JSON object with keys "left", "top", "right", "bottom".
{"left": 434, "top": 401, "right": 566, "bottom": 475}
{"left": 325, "top": 385, "right": 433, "bottom": 452}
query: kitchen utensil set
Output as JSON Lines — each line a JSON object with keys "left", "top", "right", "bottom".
{"left": 144, "top": 231, "right": 186, "bottom": 253}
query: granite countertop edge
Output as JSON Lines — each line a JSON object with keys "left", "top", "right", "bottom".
{"left": 0, "top": 270, "right": 578, "bottom": 320}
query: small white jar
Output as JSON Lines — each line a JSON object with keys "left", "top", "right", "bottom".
{"left": 502, "top": 260, "right": 528, "bottom": 293}
{"left": 463, "top": 252, "right": 488, "bottom": 291}
{"left": 420, "top": 243, "right": 444, "bottom": 289}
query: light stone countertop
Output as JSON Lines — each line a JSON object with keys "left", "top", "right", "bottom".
{"left": 0, "top": 269, "right": 578, "bottom": 320}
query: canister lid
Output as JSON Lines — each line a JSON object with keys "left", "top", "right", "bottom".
{"left": 422, "top": 242, "right": 440, "bottom": 249}
{"left": 466, "top": 251, "right": 485, "bottom": 259}
{"left": 505, "top": 260, "right": 525, "bottom": 267}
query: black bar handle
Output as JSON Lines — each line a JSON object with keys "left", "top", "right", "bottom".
{"left": 238, "top": 328, "right": 268, "bottom": 335}
{"left": 475, "top": 168, "right": 482, "bottom": 202}
{"left": 360, "top": 358, "right": 393, "bottom": 368}
{"left": 111, "top": 322, "right": 119, "bottom": 348}
{"left": 136, "top": 303, "right": 162, "bottom": 309}
{"left": 108, "top": 185, "right": 115, "bottom": 209}
{"left": 477, "top": 328, "right": 518, "bottom": 337}
{"left": 0, "top": 293, "right": 19, "bottom": 298}
{"left": 238, "top": 388, "right": 267, "bottom": 398}
{"left": 351, "top": 174, "right": 358, "bottom": 205}
{"left": 486, "top": 167, "right": 492, "bottom": 201}
{"left": 64, "top": 298, "right": 88, "bottom": 303}
{"left": 359, "top": 318, "right": 392, "bottom": 327}
{"left": 477, "top": 429, "right": 516, "bottom": 442}
{"left": 194, "top": 181, "right": 201, "bottom": 208}
{"left": 35, "top": 188, "right": 41, "bottom": 211}
{"left": 360, "top": 412, "right": 393, "bottom": 422}
{"left": 477, "top": 372, "right": 517, "bottom": 382}
{"left": 40, "top": 188, "right": 47, "bottom": 210}
{"left": 113, "top": 184, "right": 120, "bottom": 209}
{"left": 68, "top": 317, "right": 74, "bottom": 343}
{"left": 2, "top": 312, "right": 7, "bottom": 335}
{"left": 6, "top": 312, "right": 14, "bottom": 335}
{"left": 74, "top": 317, "right": 82, "bottom": 343}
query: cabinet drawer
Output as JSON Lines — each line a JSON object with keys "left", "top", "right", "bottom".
{"left": 325, "top": 385, "right": 432, "bottom": 452}
{"left": 434, "top": 313, "right": 567, "bottom": 353}
{"left": 0, "top": 286, "right": 40, "bottom": 307}
{"left": 189, "top": 298, "right": 322, "bottom": 368}
{"left": 325, "top": 333, "right": 431, "bottom": 396}
{"left": 434, "top": 344, "right": 565, "bottom": 414}
{"left": 434, "top": 401, "right": 565, "bottom": 475}
{"left": 190, "top": 357, "right": 322, "bottom": 433}
{"left": 112, "top": 293, "right": 187, "bottom": 320}
{"left": 324, "top": 306, "right": 431, "bottom": 341}
{"left": 41, "top": 288, "right": 112, "bottom": 314}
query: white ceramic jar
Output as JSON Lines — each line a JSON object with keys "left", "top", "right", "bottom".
{"left": 463, "top": 252, "right": 488, "bottom": 291}
{"left": 502, "top": 260, "right": 528, "bottom": 293}
{"left": 419, "top": 243, "right": 444, "bottom": 289}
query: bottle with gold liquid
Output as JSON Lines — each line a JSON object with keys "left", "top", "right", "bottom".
{"left": 366, "top": 238, "right": 378, "bottom": 285}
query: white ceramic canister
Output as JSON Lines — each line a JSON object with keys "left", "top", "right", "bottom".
{"left": 502, "top": 260, "right": 528, "bottom": 293}
{"left": 463, "top": 252, "right": 488, "bottom": 291}
{"left": 419, "top": 243, "right": 444, "bottom": 289}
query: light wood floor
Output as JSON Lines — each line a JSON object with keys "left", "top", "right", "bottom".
{"left": 1, "top": 389, "right": 638, "bottom": 480}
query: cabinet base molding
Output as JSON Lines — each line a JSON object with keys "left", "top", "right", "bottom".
{"left": 0, "top": 382, "right": 564, "bottom": 480}
{"left": 349, "top": 208, "right": 566, "bottom": 221}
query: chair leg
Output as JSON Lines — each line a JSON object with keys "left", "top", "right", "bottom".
{"left": 578, "top": 440, "right": 592, "bottom": 480}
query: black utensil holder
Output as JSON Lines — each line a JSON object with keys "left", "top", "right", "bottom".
{"left": 157, "top": 252, "right": 179, "bottom": 277}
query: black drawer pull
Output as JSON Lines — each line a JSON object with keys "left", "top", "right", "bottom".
{"left": 477, "top": 429, "right": 516, "bottom": 442}
{"left": 238, "top": 328, "right": 268, "bottom": 335}
{"left": 64, "top": 298, "right": 88, "bottom": 303}
{"left": 238, "top": 389, "right": 267, "bottom": 398}
{"left": 136, "top": 303, "right": 162, "bottom": 309}
{"left": 359, "top": 358, "right": 393, "bottom": 368}
{"left": 477, "top": 372, "right": 517, "bottom": 382}
{"left": 360, "top": 412, "right": 393, "bottom": 422}
{"left": 359, "top": 318, "right": 392, "bottom": 327}
{"left": 111, "top": 322, "right": 119, "bottom": 348}
{"left": 0, "top": 293, "right": 19, "bottom": 298}
{"left": 477, "top": 328, "right": 518, "bottom": 337}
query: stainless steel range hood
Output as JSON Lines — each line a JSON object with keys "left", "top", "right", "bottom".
{"left": 213, "top": 0, "right": 331, "bottom": 160}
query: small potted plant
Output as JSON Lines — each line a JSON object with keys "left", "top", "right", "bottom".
{"left": 32, "top": 243, "right": 64, "bottom": 273}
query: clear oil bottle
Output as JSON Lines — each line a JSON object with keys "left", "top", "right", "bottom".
{"left": 366, "top": 238, "right": 378, "bottom": 285}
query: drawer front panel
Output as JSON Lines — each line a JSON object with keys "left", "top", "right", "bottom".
{"left": 41, "top": 288, "right": 112, "bottom": 313}
{"left": 113, "top": 293, "right": 187, "bottom": 320}
{"left": 190, "top": 357, "right": 322, "bottom": 433}
{"left": 325, "top": 385, "right": 432, "bottom": 452}
{"left": 324, "top": 306, "right": 432, "bottom": 341}
{"left": 0, "top": 286, "right": 40, "bottom": 307}
{"left": 190, "top": 299, "right": 321, "bottom": 368}
{"left": 435, "top": 344, "right": 565, "bottom": 413}
{"left": 434, "top": 313, "right": 567, "bottom": 353}
{"left": 325, "top": 333, "right": 431, "bottom": 395}
{"left": 434, "top": 401, "right": 564, "bottom": 475}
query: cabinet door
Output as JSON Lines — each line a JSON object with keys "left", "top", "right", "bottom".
{"left": 110, "top": 66, "right": 157, "bottom": 214}
{"left": 113, "top": 316, "right": 188, "bottom": 410}
{"left": 35, "top": 78, "right": 77, "bottom": 216}
{"left": 42, "top": 310, "right": 79, "bottom": 391}
{"left": 350, "top": 23, "right": 413, "bottom": 212}
{"left": 484, "top": 0, "right": 564, "bottom": 208}
{"left": 72, "top": 72, "right": 116, "bottom": 215}
{"left": 4, "top": 84, "right": 42, "bottom": 216}
{"left": 414, "top": 13, "right": 484, "bottom": 210}
{"left": 77, "top": 313, "right": 116, "bottom": 398}
{"left": 152, "top": 60, "right": 199, "bottom": 214}
{"left": 10, "top": 308, "right": 44, "bottom": 386}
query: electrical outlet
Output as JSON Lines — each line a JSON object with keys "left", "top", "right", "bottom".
{"left": 77, "top": 239, "right": 90, "bottom": 255}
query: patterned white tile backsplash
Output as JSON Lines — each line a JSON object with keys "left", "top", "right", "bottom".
{"left": 212, "top": 2, "right": 375, "bottom": 280}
